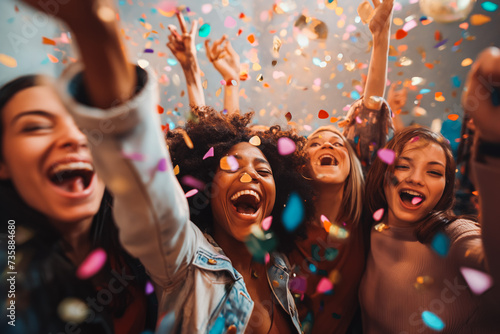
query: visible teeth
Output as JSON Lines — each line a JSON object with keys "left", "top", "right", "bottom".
{"left": 318, "top": 154, "right": 338, "bottom": 166}
{"left": 401, "top": 190, "right": 423, "bottom": 197}
{"left": 230, "top": 190, "right": 260, "bottom": 203}
{"left": 51, "top": 162, "right": 93, "bottom": 175}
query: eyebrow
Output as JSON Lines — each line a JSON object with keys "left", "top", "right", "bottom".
{"left": 400, "top": 156, "right": 445, "bottom": 168}
{"left": 10, "top": 110, "right": 54, "bottom": 126}
{"left": 233, "top": 154, "right": 271, "bottom": 167}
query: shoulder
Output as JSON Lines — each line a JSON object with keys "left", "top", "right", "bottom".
{"left": 444, "top": 218, "right": 481, "bottom": 243}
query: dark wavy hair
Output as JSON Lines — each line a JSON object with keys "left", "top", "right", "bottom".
{"left": 0, "top": 75, "right": 155, "bottom": 333}
{"left": 364, "top": 126, "right": 462, "bottom": 243}
{"left": 166, "top": 108, "right": 315, "bottom": 254}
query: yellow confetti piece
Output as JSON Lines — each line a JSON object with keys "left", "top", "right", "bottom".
{"left": 249, "top": 136, "right": 261, "bottom": 146}
{"left": 240, "top": 173, "right": 252, "bottom": 183}
{"left": 180, "top": 130, "right": 193, "bottom": 149}
{"left": 325, "top": 0, "right": 337, "bottom": 10}
{"left": 216, "top": 87, "right": 222, "bottom": 97}
{"left": 0, "top": 54, "right": 17, "bottom": 68}
{"left": 202, "top": 80, "right": 208, "bottom": 89}
{"left": 393, "top": 17, "right": 404, "bottom": 26}
{"left": 470, "top": 14, "right": 491, "bottom": 26}
{"left": 335, "top": 6, "right": 344, "bottom": 16}
{"left": 173, "top": 165, "right": 180, "bottom": 175}
{"left": 461, "top": 58, "right": 473, "bottom": 67}
{"left": 252, "top": 63, "right": 262, "bottom": 71}
{"left": 374, "top": 223, "right": 389, "bottom": 232}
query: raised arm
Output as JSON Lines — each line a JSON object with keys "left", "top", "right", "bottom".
{"left": 205, "top": 35, "right": 241, "bottom": 115}
{"left": 167, "top": 12, "right": 206, "bottom": 107}
{"left": 21, "top": 0, "right": 196, "bottom": 286}
{"left": 362, "top": 0, "right": 394, "bottom": 110}
{"left": 462, "top": 47, "right": 500, "bottom": 301}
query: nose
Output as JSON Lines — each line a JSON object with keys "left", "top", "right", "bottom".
{"left": 405, "top": 169, "right": 424, "bottom": 186}
{"left": 321, "top": 141, "right": 335, "bottom": 149}
{"left": 240, "top": 169, "right": 259, "bottom": 183}
{"left": 57, "top": 117, "right": 89, "bottom": 151}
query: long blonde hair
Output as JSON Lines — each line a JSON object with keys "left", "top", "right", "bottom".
{"left": 307, "top": 126, "right": 365, "bottom": 226}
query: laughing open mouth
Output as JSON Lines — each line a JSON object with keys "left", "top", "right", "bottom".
{"left": 399, "top": 189, "right": 425, "bottom": 207}
{"left": 318, "top": 154, "right": 339, "bottom": 166}
{"left": 230, "top": 190, "right": 261, "bottom": 215}
{"left": 48, "top": 162, "right": 94, "bottom": 193}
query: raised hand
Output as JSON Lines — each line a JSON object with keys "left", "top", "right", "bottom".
{"left": 205, "top": 35, "right": 241, "bottom": 83}
{"left": 167, "top": 12, "right": 199, "bottom": 70}
{"left": 462, "top": 47, "right": 500, "bottom": 143}
{"left": 369, "top": 0, "right": 394, "bottom": 38}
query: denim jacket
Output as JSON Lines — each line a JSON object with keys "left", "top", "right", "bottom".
{"left": 59, "top": 65, "right": 301, "bottom": 333}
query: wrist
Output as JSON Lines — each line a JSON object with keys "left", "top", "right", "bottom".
{"left": 372, "top": 34, "right": 390, "bottom": 47}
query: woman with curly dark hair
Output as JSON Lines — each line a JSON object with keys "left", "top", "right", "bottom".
{"left": 165, "top": 108, "right": 315, "bottom": 333}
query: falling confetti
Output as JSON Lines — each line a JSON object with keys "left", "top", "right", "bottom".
{"left": 145, "top": 281, "right": 155, "bottom": 295}
{"left": 421, "top": 311, "right": 445, "bottom": 331}
{"left": 0, "top": 54, "right": 17, "bottom": 68}
{"left": 240, "top": 173, "right": 253, "bottom": 183}
{"left": 76, "top": 248, "right": 107, "bottom": 280}
{"left": 316, "top": 277, "right": 333, "bottom": 294}
{"left": 220, "top": 156, "right": 239, "bottom": 171}
{"left": 377, "top": 149, "right": 396, "bottom": 164}
{"left": 249, "top": 136, "right": 261, "bottom": 146}
{"left": 181, "top": 176, "right": 205, "bottom": 190}
{"left": 373, "top": 208, "right": 384, "bottom": 221}
{"left": 431, "top": 232, "right": 450, "bottom": 257}
{"left": 318, "top": 109, "right": 329, "bottom": 119}
{"left": 198, "top": 23, "right": 211, "bottom": 37}
{"left": 185, "top": 189, "right": 199, "bottom": 198}
{"left": 460, "top": 267, "right": 493, "bottom": 295}
{"left": 277, "top": 137, "right": 296, "bottom": 155}
{"left": 470, "top": 14, "right": 491, "bottom": 26}
{"left": 411, "top": 197, "right": 422, "bottom": 205}
{"left": 58, "top": 298, "right": 88, "bottom": 323}
{"left": 224, "top": 16, "right": 237, "bottom": 28}
{"left": 158, "top": 158, "right": 168, "bottom": 172}
{"left": 261, "top": 216, "right": 273, "bottom": 231}
{"left": 282, "top": 192, "right": 304, "bottom": 232}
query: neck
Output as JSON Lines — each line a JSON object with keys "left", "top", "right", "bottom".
{"left": 312, "top": 181, "right": 345, "bottom": 227}
{"left": 50, "top": 216, "right": 93, "bottom": 265}
{"left": 213, "top": 225, "right": 255, "bottom": 274}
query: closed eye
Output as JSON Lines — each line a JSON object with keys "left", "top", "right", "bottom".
{"left": 22, "top": 124, "right": 52, "bottom": 132}
{"left": 428, "top": 171, "right": 443, "bottom": 177}
{"left": 333, "top": 142, "right": 344, "bottom": 147}
{"left": 258, "top": 169, "right": 272, "bottom": 176}
{"left": 309, "top": 142, "right": 320, "bottom": 148}
{"left": 395, "top": 165, "right": 409, "bottom": 170}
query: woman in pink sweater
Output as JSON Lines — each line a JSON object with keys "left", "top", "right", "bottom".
{"left": 359, "top": 47, "right": 500, "bottom": 333}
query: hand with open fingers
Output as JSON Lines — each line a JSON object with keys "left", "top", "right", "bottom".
{"left": 20, "top": 0, "right": 113, "bottom": 28}
{"left": 167, "top": 12, "right": 199, "bottom": 70}
{"left": 387, "top": 82, "right": 408, "bottom": 111}
{"left": 462, "top": 47, "right": 500, "bottom": 143}
{"left": 368, "top": 0, "right": 394, "bottom": 38}
{"left": 205, "top": 35, "right": 241, "bottom": 83}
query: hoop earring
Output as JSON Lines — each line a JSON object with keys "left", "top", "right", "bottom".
{"left": 301, "top": 173, "right": 313, "bottom": 181}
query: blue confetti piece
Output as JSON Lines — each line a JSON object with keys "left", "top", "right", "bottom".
{"left": 41, "top": 57, "right": 50, "bottom": 65}
{"left": 337, "top": 64, "right": 344, "bottom": 72}
{"left": 167, "top": 58, "right": 178, "bottom": 66}
{"left": 482, "top": 1, "right": 498, "bottom": 12}
{"left": 7, "top": 17, "right": 15, "bottom": 24}
{"left": 422, "top": 311, "right": 445, "bottom": 331}
{"left": 350, "top": 90, "right": 361, "bottom": 100}
{"left": 196, "top": 43, "right": 203, "bottom": 51}
{"left": 388, "top": 56, "right": 397, "bottom": 62}
{"left": 313, "top": 57, "right": 321, "bottom": 66}
{"left": 144, "top": 49, "right": 154, "bottom": 53}
{"left": 337, "top": 82, "right": 344, "bottom": 89}
{"left": 139, "top": 18, "right": 146, "bottom": 23}
{"left": 308, "top": 262, "right": 317, "bottom": 273}
{"left": 451, "top": 76, "right": 461, "bottom": 88}
{"left": 429, "top": 82, "right": 436, "bottom": 87}
{"left": 209, "top": 317, "right": 225, "bottom": 334}
{"left": 434, "top": 39, "right": 448, "bottom": 48}
{"left": 156, "top": 311, "right": 175, "bottom": 334}
{"left": 431, "top": 232, "right": 450, "bottom": 257}
{"left": 420, "top": 88, "right": 431, "bottom": 94}
{"left": 282, "top": 192, "right": 304, "bottom": 232}
{"left": 150, "top": 8, "right": 158, "bottom": 14}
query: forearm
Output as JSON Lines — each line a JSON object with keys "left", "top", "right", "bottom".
{"left": 69, "top": 14, "right": 136, "bottom": 109}
{"left": 182, "top": 62, "right": 206, "bottom": 107}
{"left": 223, "top": 82, "right": 240, "bottom": 115}
{"left": 363, "top": 35, "right": 389, "bottom": 110}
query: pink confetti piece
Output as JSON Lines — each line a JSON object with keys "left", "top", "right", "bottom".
{"left": 145, "top": 281, "right": 155, "bottom": 295}
{"left": 411, "top": 197, "right": 422, "bottom": 205}
{"left": 373, "top": 208, "right": 384, "bottom": 222}
{"left": 460, "top": 267, "right": 493, "bottom": 295}
{"left": 203, "top": 147, "right": 214, "bottom": 160}
{"left": 76, "top": 248, "right": 107, "bottom": 280}
{"left": 185, "top": 189, "right": 199, "bottom": 198}
{"left": 122, "top": 152, "right": 145, "bottom": 161}
{"left": 277, "top": 137, "right": 296, "bottom": 155}
{"left": 261, "top": 216, "right": 273, "bottom": 231}
{"left": 181, "top": 176, "right": 205, "bottom": 190}
{"left": 201, "top": 4, "right": 212, "bottom": 14}
{"left": 316, "top": 277, "right": 333, "bottom": 294}
{"left": 377, "top": 149, "right": 396, "bottom": 164}
{"left": 224, "top": 16, "right": 237, "bottom": 28}
{"left": 264, "top": 253, "right": 270, "bottom": 264}
{"left": 356, "top": 116, "right": 363, "bottom": 124}
{"left": 157, "top": 158, "right": 168, "bottom": 172}
{"left": 403, "top": 20, "right": 417, "bottom": 32}
{"left": 226, "top": 155, "right": 239, "bottom": 172}
{"left": 410, "top": 136, "right": 420, "bottom": 143}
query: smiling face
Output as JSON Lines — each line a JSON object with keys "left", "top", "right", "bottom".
{"left": 0, "top": 84, "right": 105, "bottom": 225}
{"left": 305, "top": 130, "right": 351, "bottom": 185}
{"left": 384, "top": 140, "right": 447, "bottom": 227}
{"left": 210, "top": 142, "right": 276, "bottom": 242}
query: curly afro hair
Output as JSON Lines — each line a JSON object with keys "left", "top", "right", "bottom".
{"left": 166, "top": 108, "right": 315, "bottom": 254}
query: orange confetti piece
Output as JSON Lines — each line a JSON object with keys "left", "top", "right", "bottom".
{"left": 247, "top": 34, "right": 255, "bottom": 44}
{"left": 459, "top": 22, "right": 469, "bottom": 30}
{"left": 395, "top": 29, "right": 408, "bottom": 40}
{"left": 0, "top": 54, "right": 17, "bottom": 68}
{"left": 330, "top": 117, "right": 338, "bottom": 123}
{"left": 454, "top": 38, "right": 463, "bottom": 47}
{"left": 157, "top": 105, "right": 164, "bottom": 114}
{"left": 461, "top": 58, "right": 473, "bottom": 67}
{"left": 434, "top": 30, "right": 441, "bottom": 41}
{"left": 397, "top": 45, "right": 408, "bottom": 53}
{"left": 240, "top": 173, "right": 252, "bottom": 183}
{"left": 47, "top": 54, "right": 59, "bottom": 63}
{"left": 425, "top": 63, "right": 434, "bottom": 69}
{"left": 448, "top": 114, "right": 459, "bottom": 121}
{"left": 470, "top": 14, "right": 491, "bottom": 26}
{"left": 421, "top": 19, "right": 432, "bottom": 26}
{"left": 42, "top": 37, "right": 56, "bottom": 45}
{"left": 263, "top": 83, "right": 270, "bottom": 88}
